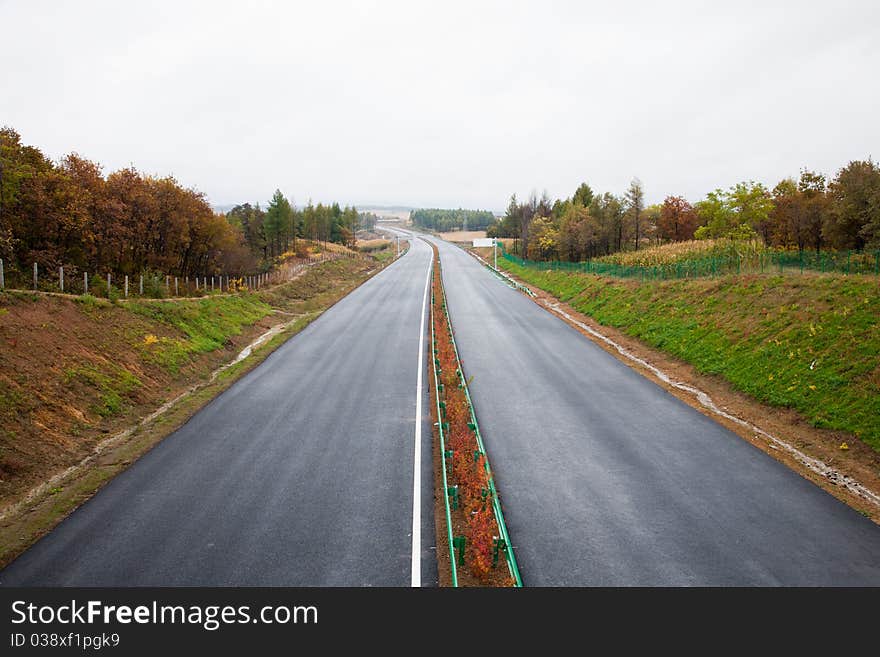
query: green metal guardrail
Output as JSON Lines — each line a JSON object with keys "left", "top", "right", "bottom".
{"left": 432, "top": 253, "right": 523, "bottom": 587}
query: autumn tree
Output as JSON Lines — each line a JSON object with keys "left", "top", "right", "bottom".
{"left": 557, "top": 202, "right": 594, "bottom": 260}
{"left": 795, "top": 170, "right": 829, "bottom": 253}
{"left": 526, "top": 216, "right": 559, "bottom": 260}
{"left": 658, "top": 196, "right": 698, "bottom": 242}
{"left": 825, "top": 159, "right": 880, "bottom": 250}
{"left": 769, "top": 178, "right": 800, "bottom": 248}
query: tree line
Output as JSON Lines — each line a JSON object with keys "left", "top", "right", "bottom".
{"left": 411, "top": 208, "right": 495, "bottom": 232}
{"left": 0, "top": 127, "right": 358, "bottom": 279}
{"left": 226, "top": 192, "right": 358, "bottom": 263}
{"left": 488, "top": 160, "right": 880, "bottom": 261}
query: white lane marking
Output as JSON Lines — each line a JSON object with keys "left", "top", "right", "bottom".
{"left": 412, "top": 242, "right": 433, "bottom": 587}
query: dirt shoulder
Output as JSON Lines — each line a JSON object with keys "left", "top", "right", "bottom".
{"left": 477, "top": 254, "right": 880, "bottom": 524}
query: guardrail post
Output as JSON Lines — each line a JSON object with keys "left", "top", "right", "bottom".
{"left": 492, "top": 536, "right": 507, "bottom": 568}
{"left": 452, "top": 536, "right": 466, "bottom": 566}
{"left": 448, "top": 485, "right": 460, "bottom": 510}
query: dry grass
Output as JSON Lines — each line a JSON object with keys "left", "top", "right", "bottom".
{"left": 597, "top": 239, "right": 767, "bottom": 267}
{"left": 439, "top": 230, "right": 488, "bottom": 243}
{"left": 357, "top": 239, "right": 393, "bottom": 252}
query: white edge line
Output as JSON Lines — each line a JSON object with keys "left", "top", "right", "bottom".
{"left": 412, "top": 243, "right": 432, "bottom": 587}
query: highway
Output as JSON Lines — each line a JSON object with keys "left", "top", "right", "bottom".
{"left": 427, "top": 235, "right": 880, "bottom": 585}
{"left": 1, "top": 240, "right": 436, "bottom": 586}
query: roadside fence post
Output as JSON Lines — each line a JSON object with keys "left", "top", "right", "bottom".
{"left": 0, "top": 258, "right": 4, "bottom": 289}
{"left": 33, "top": 262, "right": 38, "bottom": 290}
{"left": 175, "top": 277, "right": 179, "bottom": 296}
{"left": 125, "top": 275, "right": 129, "bottom": 298}
{"left": 139, "top": 274, "right": 144, "bottom": 295}
{"left": 107, "top": 272, "right": 112, "bottom": 298}
{"left": 60, "top": 266, "right": 64, "bottom": 293}
{"left": 211, "top": 276, "right": 214, "bottom": 292}
{"left": 84, "top": 272, "right": 88, "bottom": 294}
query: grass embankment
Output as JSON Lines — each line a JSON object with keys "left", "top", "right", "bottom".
{"left": 499, "top": 259, "right": 880, "bottom": 451}
{"left": 0, "top": 250, "right": 392, "bottom": 565}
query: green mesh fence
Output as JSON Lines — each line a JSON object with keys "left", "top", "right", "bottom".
{"left": 500, "top": 248, "right": 880, "bottom": 280}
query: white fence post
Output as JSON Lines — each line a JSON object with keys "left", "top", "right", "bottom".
{"left": 0, "top": 258, "right": 4, "bottom": 289}
{"left": 125, "top": 275, "right": 129, "bottom": 298}
{"left": 59, "top": 266, "right": 64, "bottom": 293}
{"left": 33, "top": 262, "right": 38, "bottom": 290}
{"left": 107, "top": 272, "right": 112, "bottom": 297}
{"left": 139, "top": 274, "right": 144, "bottom": 295}
{"left": 84, "top": 272, "right": 88, "bottom": 294}
{"left": 175, "top": 277, "right": 179, "bottom": 296}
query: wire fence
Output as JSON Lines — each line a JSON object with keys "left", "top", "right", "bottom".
{"left": 500, "top": 248, "right": 880, "bottom": 280}
{"left": 0, "top": 251, "right": 356, "bottom": 299}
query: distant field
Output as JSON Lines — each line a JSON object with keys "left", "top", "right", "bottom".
{"left": 439, "top": 230, "right": 487, "bottom": 243}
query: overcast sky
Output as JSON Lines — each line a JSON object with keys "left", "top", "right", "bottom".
{"left": 2, "top": 0, "right": 878, "bottom": 211}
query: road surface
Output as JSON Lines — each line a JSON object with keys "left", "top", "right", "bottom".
{"left": 1, "top": 241, "right": 436, "bottom": 586}
{"left": 427, "top": 235, "right": 880, "bottom": 585}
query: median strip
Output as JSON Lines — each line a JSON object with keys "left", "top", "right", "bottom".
{"left": 428, "top": 242, "right": 521, "bottom": 587}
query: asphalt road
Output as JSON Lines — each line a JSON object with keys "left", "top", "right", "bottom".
{"left": 1, "top": 241, "right": 436, "bottom": 586}
{"left": 428, "top": 235, "right": 880, "bottom": 585}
